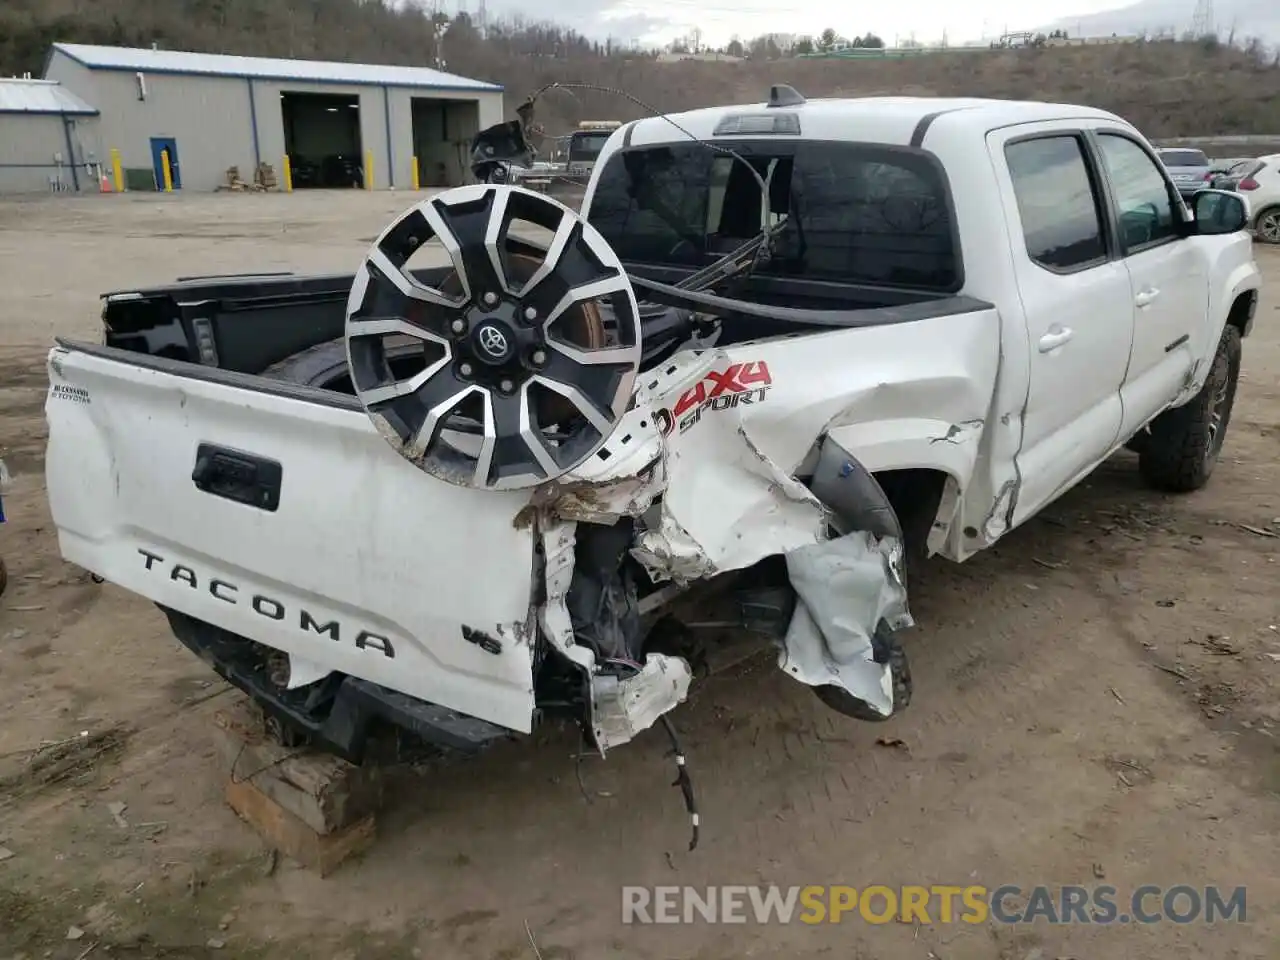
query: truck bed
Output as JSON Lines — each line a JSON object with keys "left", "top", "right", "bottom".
{"left": 101, "top": 267, "right": 965, "bottom": 379}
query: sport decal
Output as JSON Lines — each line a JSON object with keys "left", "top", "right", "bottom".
{"left": 661, "top": 360, "right": 773, "bottom": 436}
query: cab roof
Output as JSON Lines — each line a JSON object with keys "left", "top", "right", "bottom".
{"left": 623, "top": 95, "right": 1129, "bottom": 149}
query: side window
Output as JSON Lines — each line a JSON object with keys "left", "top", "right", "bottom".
{"left": 1095, "top": 134, "right": 1179, "bottom": 251}
{"left": 1005, "top": 136, "right": 1107, "bottom": 272}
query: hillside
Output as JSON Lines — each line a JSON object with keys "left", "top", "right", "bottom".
{"left": 610, "top": 41, "right": 1280, "bottom": 138}
{"left": 2, "top": 0, "right": 1277, "bottom": 138}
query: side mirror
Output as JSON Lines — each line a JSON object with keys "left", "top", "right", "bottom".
{"left": 1192, "top": 189, "right": 1249, "bottom": 235}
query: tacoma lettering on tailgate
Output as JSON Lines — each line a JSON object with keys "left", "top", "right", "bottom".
{"left": 137, "top": 548, "right": 395, "bottom": 658}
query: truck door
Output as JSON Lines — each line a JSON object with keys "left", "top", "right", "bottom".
{"left": 1088, "top": 128, "right": 1203, "bottom": 437}
{"left": 987, "top": 126, "right": 1134, "bottom": 526}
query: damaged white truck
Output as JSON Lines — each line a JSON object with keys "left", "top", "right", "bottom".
{"left": 45, "top": 90, "right": 1261, "bottom": 767}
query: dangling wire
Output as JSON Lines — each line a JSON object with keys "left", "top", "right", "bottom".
{"left": 589, "top": 657, "right": 701, "bottom": 851}
{"left": 660, "top": 714, "right": 700, "bottom": 852}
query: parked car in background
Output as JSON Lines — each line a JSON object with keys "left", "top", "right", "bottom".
{"left": 321, "top": 153, "right": 364, "bottom": 189}
{"left": 565, "top": 121, "right": 620, "bottom": 178}
{"left": 289, "top": 155, "right": 321, "bottom": 188}
{"left": 1157, "top": 147, "right": 1213, "bottom": 199}
{"left": 1209, "top": 158, "right": 1257, "bottom": 191}
{"left": 1226, "top": 156, "right": 1280, "bottom": 244}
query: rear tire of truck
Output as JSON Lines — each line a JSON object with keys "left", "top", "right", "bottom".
{"left": 1138, "top": 325, "right": 1241, "bottom": 493}
{"left": 810, "top": 620, "right": 912, "bottom": 722}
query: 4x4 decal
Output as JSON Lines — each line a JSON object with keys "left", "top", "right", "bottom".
{"left": 661, "top": 361, "right": 773, "bottom": 435}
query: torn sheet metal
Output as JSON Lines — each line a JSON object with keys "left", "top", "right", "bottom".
{"left": 632, "top": 419, "right": 827, "bottom": 582}
{"left": 538, "top": 516, "right": 696, "bottom": 753}
{"left": 779, "top": 530, "right": 911, "bottom": 718}
{"left": 591, "top": 654, "right": 693, "bottom": 750}
{"left": 629, "top": 349, "right": 828, "bottom": 583}
{"left": 540, "top": 343, "right": 919, "bottom": 745}
{"left": 527, "top": 403, "right": 667, "bottom": 525}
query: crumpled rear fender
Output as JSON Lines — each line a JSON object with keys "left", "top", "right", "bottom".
{"left": 534, "top": 348, "right": 950, "bottom": 751}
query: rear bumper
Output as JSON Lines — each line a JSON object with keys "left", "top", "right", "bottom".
{"left": 164, "top": 608, "right": 512, "bottom": 764}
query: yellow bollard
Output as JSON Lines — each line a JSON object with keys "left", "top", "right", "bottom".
{"left": 282, "top": 155, "right": 293, "bottom": 193}
{"left": 110, "top": 148, "right": 124, "bottom": 193}
{"left": 411, "top": 156, "right": 420, "bottom": 191}
{"left": 161, "top": 150, "right": 173, "bottom": 192}
{"left": 364, "top": 149, "right": 374, "bottom": 190}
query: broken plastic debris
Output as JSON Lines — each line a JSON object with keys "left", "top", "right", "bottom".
{"left": 591, "top": 654, "right": 692, "bottom": 751}
{"left": 779, "top": 531, "right": 910, "bottom": 718}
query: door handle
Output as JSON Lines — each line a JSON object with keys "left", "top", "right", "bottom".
{"left": 1134, "top": 287, "right": 1161, "bottom": 308}
{"left": 1038, "top": 326, "right": 1074, "bottom": 353}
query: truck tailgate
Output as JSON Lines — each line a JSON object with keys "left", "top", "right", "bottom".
{"left": 45, "top": 343, "right": 538, "bottom": 733}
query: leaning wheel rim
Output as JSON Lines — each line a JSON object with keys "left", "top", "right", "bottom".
{"left": 1204, "top": 359, "right": 1231, "bottom": 462}
{"left": 1258, "top": 212, "right": 1280, "bottom": 243}
{"left": 345, "top": 185, "right": 643, "bottom": 491}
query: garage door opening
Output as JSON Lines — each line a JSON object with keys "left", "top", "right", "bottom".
{"left": 411, "top": 98, "right": 480, "bottom": 188}
{"left": 281, "top": 92, "right": 363, "bottom": 189}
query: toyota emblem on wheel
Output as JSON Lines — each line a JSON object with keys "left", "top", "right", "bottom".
{"left": 477, "top": 324, "right": 509, "bottom": 359}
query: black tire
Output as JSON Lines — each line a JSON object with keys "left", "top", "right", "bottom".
{"left": 1138, "top": 325, "right": 1241, "bottom": 493}
{"left": 810, "top": 620, "right": 912, "bottom": 722}
{"left": 1254, "top": 205, "right": 1280, "bottom": 245}
{"left": 0, "top": 556, "right": 7, "bottom": 598}
{"left": 261, "top": 338, "right": 426, "bottom": 392}
{"left": 261, "top": 339, "right": 354, "bottom": 387}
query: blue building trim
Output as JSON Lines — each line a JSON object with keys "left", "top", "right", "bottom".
{"left": 383, "top": 85, "right": 395, "bottom": 188}
{"left": 246, "top": 77, "right": 261, "bottom": 167}
{"left": 0, "top": 108, "right": 98, "bottom": 116}
{"left": 60, "top": 114, "right": 81, "bottom": 191}
{"left": 50, "top": 46, "right": 503, "bottom": 93}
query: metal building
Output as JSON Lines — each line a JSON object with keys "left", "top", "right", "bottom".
{"left": 0, "top": 78, "right": 102, "bottom": 193}
{"left": 44, "top": 43, "right": 504, "bottom": 192}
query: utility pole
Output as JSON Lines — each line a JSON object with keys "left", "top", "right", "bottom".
{"left": 1191, "top": 0, "right": 1215, "bottom": 36}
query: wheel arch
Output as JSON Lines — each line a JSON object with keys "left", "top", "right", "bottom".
{"left": 811, "top": 423, "right": 977, "bottom": 564}
{"left": 1226, "top": 287, "right": 1258, "bottom": 340}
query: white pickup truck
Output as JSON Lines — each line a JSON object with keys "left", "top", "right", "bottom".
{"left": 45, "top": 89, "right": 1260, "bottom": 764}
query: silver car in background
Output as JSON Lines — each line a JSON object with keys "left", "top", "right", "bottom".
{"left": 1157, "top": 147, "right": 1213, "bottom": 200}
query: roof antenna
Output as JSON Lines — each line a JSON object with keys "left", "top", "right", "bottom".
{"left": 767, "top": 84, "right": 805, "bottom": 108}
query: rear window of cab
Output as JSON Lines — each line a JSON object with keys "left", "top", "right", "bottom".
{"left": 586, "top": 140, "right": 960, "bottom": 291}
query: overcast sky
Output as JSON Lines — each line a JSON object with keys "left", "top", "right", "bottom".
{"left": 469, "top": 0, "right": 1149, "bottom": 46}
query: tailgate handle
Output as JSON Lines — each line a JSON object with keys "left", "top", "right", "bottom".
{"left": 191, "top": 444, "right": 282, "bottom": 512}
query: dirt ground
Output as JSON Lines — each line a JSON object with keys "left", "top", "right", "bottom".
{"left": 1, "top": 191, "right": 1279, "bottom": 960}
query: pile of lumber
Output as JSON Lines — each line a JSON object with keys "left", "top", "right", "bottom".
{"left": 215, "top": 164, "right": 280, "bottom": 192}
